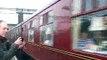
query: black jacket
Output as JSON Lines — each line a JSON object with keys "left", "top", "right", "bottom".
{"left": 0, "top": 36, "right": 18, "bottom": 60}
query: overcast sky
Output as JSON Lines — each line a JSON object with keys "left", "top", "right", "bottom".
{"left": 0, "top": 0, "right": 54, "bottom": 9}
{"left": 0, "top": 0, "right": 55, "bottom": 24}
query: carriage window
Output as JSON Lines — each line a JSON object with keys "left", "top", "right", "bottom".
{"left": 16, "top": 28, "right": 19, "bottom": 38}
{"left": 40, "top": 11, "right": 54, "bottom": 46}
{"left": 98, "top": 0, "right": 106, "bottom": 7}
{"left": 92, "top": 0, "right": 106, "bottom": 9}
{"left": 40, "top": 24, "right": 53, "bottom": 46}
{"left": 48, "top": 11, "right": 54, "bottom": 23}
{"left": 71, "top": 10, "right": 107, "bottom": 54}
{"left": 40, "top": 11, "right": 54, "bottom": 25}
{"left": 85, "top": 0, "right": 92, "bottom": 11}
{"left": 23, "top": 25, "right": 27, "bottom": 40}
{"left": 72, "top": 0, "right": 82, "bottom": 14}
{"left": 28, "top": 20, "right": 35, "bottom": 42}
{"left": 40, "top": 16, "right": 43, "bottom": 25}
{"left": 92, "top": 0, "right": 98, "bottom": 9}
{"left": 41, "top": 14, "right": 48, "bottom": 25}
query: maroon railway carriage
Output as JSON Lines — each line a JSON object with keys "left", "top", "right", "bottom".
{"left": 6, "top": 0, "right": 107, "bottom": 60}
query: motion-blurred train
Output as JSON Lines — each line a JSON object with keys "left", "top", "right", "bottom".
{"left": 6, "top": 0, "right": 107, "bottom": 60}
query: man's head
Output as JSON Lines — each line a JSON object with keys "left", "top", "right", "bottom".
{"left": 0, "top": 21, "right": 9, "bottom": 37}
{"left": 80, "top": 32, "right": 89, "bottom": 39}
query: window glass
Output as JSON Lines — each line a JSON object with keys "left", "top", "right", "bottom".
{"left": 28, "top": 20, "right": 35, "bottom": 42}
{"left": 23, "top": 25, "right": 27, "bottom": 40}
{"left": 71, "top": 10, "right": 107, "bottom": 54}
{"left": 40, "top": 16, "right": 43, "bottom": 25}
{"left": 43, "top": 13, "right": 48, "bottom": 25}
{"left": 40, "top": 24, "right": 53, "bottom": 46}
{"left": 93, "top": 0, "right": 106, "bottom": 8}
{"left": 48, "top": 11, "right": 54, "bottom": 23}
{"left": 92, "top": 0, "right": 97, "bottom": 9}
{"left": 40, "top": 11, "right": 55, "bottom": 46}
{"left": 27, "top": 22, "right": 30, "bottom": 29}
{"left": 98, "top": 0, "right": 106, "bottom": 7}
{"left": 16, "top": 28, "right": 19, "bottom": 38}
{"left": 72, "top": 0, "right": 82, "bottom": 14}
{"left": 85, "top": 0, "right": 92, "bottom": 11}
{"left": 41, "top": 11, "right": 54, "bottom": 25}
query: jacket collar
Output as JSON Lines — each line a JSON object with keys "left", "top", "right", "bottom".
{"left": 0, "top": 36, "right": 7, "bottom": 43}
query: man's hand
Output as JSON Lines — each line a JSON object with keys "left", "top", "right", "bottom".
{"left": 14, "top": 37, "right": 26, "bottom": 49}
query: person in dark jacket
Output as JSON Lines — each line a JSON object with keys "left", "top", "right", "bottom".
{"left": 0, "top": 21, "right": 25, "bottom": 60}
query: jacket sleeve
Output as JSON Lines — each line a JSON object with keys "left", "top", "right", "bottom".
{"left": 3, "top": 43, "right": 19, "bottom": 60}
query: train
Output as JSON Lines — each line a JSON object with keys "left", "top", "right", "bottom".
{"left": 6, "top": 0, "right": 107, "bottom": 60}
